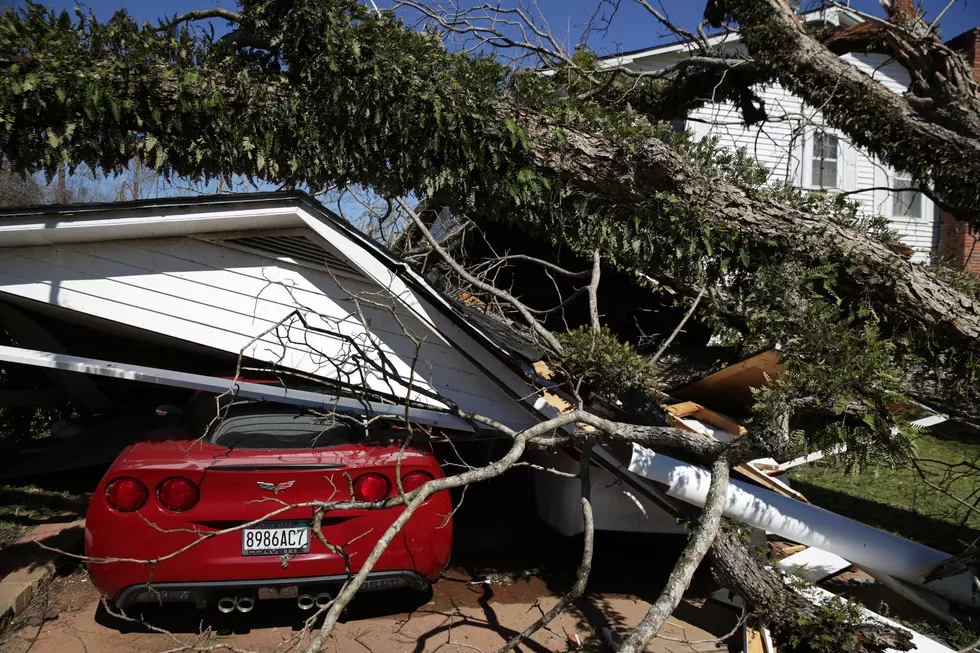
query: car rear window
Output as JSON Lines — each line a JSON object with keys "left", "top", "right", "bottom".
{"left": 209, "top": 405, "right": 361, "bottom": 450}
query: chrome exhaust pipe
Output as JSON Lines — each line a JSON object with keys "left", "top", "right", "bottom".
{"left": 297, "top": 593, "right": 315, "bottom": 610}
{"left": 217, "top": 596, "right": 236, "bottom": 613}
{"left": 314, "top": 592, "right": 332, "bottom": 609}
{"left": 235, "top": 596, "right": 255, "bottom": 613}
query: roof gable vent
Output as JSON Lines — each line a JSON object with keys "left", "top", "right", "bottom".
{"left": 208, "top": 231, "right": 365, "bottom": 280}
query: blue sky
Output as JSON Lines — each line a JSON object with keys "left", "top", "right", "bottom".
{"left": 16, "top": 0, "right": 980, "bottom": 53}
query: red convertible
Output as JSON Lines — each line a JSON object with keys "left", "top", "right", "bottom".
{"left": 84, "top": 394, "right": 452, "bottom": 613}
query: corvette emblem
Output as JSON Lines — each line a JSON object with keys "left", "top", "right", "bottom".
{"left": 257, "top": 480, "right": 295, "bottom": 495}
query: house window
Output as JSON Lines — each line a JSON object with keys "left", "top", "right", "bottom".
{"left": 810, "top": 132, "right": 839, "bottom": 188}
{"left": 892, "top": 172, "right": 922, "bottom": 218}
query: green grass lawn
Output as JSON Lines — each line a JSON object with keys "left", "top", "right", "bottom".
{"left": 790, "top": 429, "right": 980, "bottom": 555}
{"left": 0, "top": 485, "right": 85, "bottom": 548}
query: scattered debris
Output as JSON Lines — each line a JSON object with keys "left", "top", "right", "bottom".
{"left": 465, "top": 568, "right": 542, "bottom": 586}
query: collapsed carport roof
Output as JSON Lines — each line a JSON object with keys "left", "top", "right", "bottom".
{"left": 0, "top": 194, "right": 971, "bottom": 651}
{"left": 0, "top": 189, "right": 678, "bottom": 517}
{"left": 0, "top": 190, "right": 544, "bottom": 377}
{"left": 0, "top": 190, "right": 565, "bottom": 430}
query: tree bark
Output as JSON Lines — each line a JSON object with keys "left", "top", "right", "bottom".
{"left": 513, "top": 105, "right": 980, "bottom": 352}
{"left": 710, "top": 527, "right": 915, "bottom": 652}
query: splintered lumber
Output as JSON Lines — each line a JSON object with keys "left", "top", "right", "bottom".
{"left": 744, "top": 626, "right": 767, "bottom": 653}
{"left": 664, "top": 401, "right": 747, "bottom": 439}
{"left": 664, "top": 402, "right": 809, "bottom": 503}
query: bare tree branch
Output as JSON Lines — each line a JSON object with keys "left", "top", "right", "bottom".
{"left": 155, "top": 8, "right": 242, "bottom": 32}
{"left": 397, "top": 196, "right": 565, "bottom": 354}
{"left": 588, "top": 249, "right": 601, "bottom": 331}
{"left": 650, "top": 285, "right": 706, "bottom": 368}
{"left": 618, "top": 450, "right": 731, "bottom": 653}
{"left": 493, "top": 444, "right": 595, "bottom": 653}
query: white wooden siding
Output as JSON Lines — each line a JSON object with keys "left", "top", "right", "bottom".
{"left": 0, "top": 234, "right": 532, "bottom": 426}
{"left": 636, "top": 51, "right": 937, "bottom": 259}
{"left": 688, "top": 83, "right": 806, "bottom": 186}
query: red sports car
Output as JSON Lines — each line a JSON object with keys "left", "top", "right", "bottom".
{"left": 85, "top": 393, "right": 453, "bottom": 613}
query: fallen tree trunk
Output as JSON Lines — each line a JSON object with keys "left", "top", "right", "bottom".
{"left": 513, "top": 105, "right": 980, "bottom": 351}
{"left": 710, "top": 526, "right": 915, "bottom": 652}
{"left": 2, "top": 6, "right": 978, "bottom": 355}
{"left": 705, "top": 0, "right": 980, "bottom": 227}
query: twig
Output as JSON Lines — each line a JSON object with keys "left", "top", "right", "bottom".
{"left": 588, "top": 249, "right": 601, "bottom": 331}
{"left": 649, "top": 285, "right": 706, "bottom": 367}
{"left": 476, "top": 253, "right": 592, "bottom": 279}
{"left": 930, "top": 0, "right": 959, "bottom": 29}
{"left": 656, "top": 602, "right": 747, "bottom": 643}
{"left": 155, "top": 9, "right": 242, "bottom": 32}
{"left": 617, "top": 451, "right": 731, "bottom": 653}
{"left": 493, "top": 444, "right": 595, "bottom": 653}
{"left": 959, "top": 622, "right": 980, "bottom": 653}
{"left": 101, "top": 597, "right": 255, "bottom": 652}
{"left": 632, "top": 0, "right": 702, "bottom": 50}
{"left": 397, "top": 197, "right": 564, "bottom": 354}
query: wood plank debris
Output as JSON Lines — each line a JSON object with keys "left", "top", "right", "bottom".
{"left": 664, "top": 401, "right": 810, "bottom": 503}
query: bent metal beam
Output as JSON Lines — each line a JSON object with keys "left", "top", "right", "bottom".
{"left": 0, "top": 344, "right": 499, "bottom": 433}
{"left": 628, "top": 444, "right": 978, "bottom": 610}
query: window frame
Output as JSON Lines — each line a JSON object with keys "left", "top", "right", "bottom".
{"left": 809, "top": 131, "right": 841, "bottom": 190}
{"left": 891, "top": 171, "right": 923, "bottom": 220}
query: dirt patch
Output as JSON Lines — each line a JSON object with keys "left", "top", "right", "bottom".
{"left": 0, "top": 562, "right": 90, "bottom": 653}
{"left": 0, "top": 562, "right": 740, "bottom": 653}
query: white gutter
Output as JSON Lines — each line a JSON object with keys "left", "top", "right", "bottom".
{"left": 628, "top": 445, "right": 978, "bottom": 609}
{"left": 0, "top": 206, "right": 299, "bottom": 247}
{"left": 595, "top": 7, "right": 856, "bottom": 69}
{"left": 0, "top": 345, "right": 497, "bottom": 432}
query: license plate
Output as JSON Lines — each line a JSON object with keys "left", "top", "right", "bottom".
{"left": 241, "top": 520, "right": 310, "bottom": 556}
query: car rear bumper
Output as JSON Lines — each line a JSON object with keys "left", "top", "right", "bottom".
{"left": 114, "top": 570, "right": 429, "bottom": 610}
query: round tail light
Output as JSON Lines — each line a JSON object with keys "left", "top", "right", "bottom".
{"left": 353, "top": 473, "right": 389, "bottom": 502}
{"left": 105, "top": 477, "right": 148, "bottom": 512}
{"left": 400, "top": 471, "right": 433, "bottom": 493}
{"left": 157, "top": 477, "right": 199, "bottom": 512}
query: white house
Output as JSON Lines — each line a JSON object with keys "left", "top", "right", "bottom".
{"left": 600, "top": 7, "right": 938, "bottom": 260}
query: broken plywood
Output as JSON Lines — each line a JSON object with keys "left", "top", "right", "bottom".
{"left": 672, "top": 349, "right": 785, "bottom": 413}
{"left": 664, "top": 401, "right": 747, "bottom": 438}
